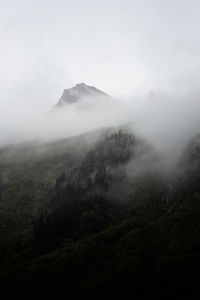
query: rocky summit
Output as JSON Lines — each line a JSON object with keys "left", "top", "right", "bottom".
{"left": 55, "top": 83, "right": 110, "bottom": 107}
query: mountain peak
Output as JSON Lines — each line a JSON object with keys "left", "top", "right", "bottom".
{"left": 55, "top": 83, "right": 110, "bottom": 107}
{"left": 75, "top": 82, "right": 86, "bottom": 87}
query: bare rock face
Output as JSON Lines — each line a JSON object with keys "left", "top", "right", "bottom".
{"left": 55, "top": 83, "right": 110, "bottom": 107}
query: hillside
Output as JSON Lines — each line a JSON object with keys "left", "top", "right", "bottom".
{"left": 0, "top": 128, "right": 200, "bottom": 299}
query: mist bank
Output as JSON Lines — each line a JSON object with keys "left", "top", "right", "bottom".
{"left": 1, "top": 87, "right": 200, "bottom": 168}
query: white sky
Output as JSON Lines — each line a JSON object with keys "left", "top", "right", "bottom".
{"left": 1, "top": 0, "right": 200, "bottom": 111}
{"left": 1, "top": 0, "right": 200, "bottom": 152}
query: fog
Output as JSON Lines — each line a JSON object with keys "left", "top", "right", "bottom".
{"left": 1, "top": 0, "right": 200, "bottom": 167}
{"left": 1, "top": 88, "right": 200, "bottom": 162}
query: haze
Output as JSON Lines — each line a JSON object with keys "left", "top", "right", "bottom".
{"left": 1, "top": 0, "right": 200, "bottom": 164}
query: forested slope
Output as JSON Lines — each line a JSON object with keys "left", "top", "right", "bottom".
{"left": 0, "top": 129, "right": 200, "bottom": 299}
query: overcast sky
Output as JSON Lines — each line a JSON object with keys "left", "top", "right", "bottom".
{"left": 1, "top": 0, "right": 200, "bottom": 150}
{"left": 1, "top": 0, "right": 200, "bottom": 111}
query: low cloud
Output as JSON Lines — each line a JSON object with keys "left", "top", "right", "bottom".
{"left": 1, "top": 85, "right": 200, "bottom": 173}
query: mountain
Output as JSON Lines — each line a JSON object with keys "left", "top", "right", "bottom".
{"left": 0, "top": 126, "right": 156, "bottom": 246}
{"left": 54, "top": 83, "right": 111, "bottom": 107}
{"left": 1, "top": 126, "right": 200, "bottom": 299}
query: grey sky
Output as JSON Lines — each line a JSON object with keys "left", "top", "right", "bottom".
{"left": 1, "top": 0, "right": 200, "bottom": 109}
{"left": 1, "top": 0, "right": 200, "bottom": 151}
